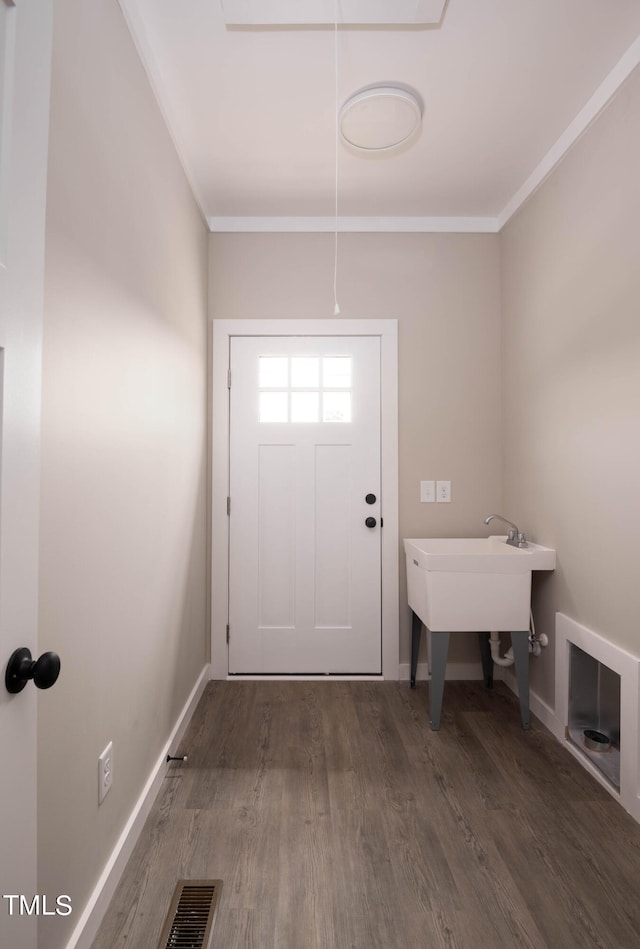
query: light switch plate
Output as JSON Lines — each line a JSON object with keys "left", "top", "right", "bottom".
{"left": 420, "top": 480, "right": 435, "bottom": 503}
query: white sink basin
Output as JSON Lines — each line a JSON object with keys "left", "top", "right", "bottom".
{"left": 404, "top": 535, "right": 556, "bottom": 632}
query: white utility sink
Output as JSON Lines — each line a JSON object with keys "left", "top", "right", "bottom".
{"left": 404, "top": 535, "right": 556, "bottom": 632}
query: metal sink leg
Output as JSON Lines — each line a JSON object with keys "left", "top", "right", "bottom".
{"left": 429, "top": 631, "right": 450, "bottom": 730}
{"left": 511, "top": 630, "right": 531, "bottom": 729}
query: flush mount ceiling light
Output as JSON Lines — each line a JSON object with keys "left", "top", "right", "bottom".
{"left": 339, "top": 86, "right": 423, "bottom": 152}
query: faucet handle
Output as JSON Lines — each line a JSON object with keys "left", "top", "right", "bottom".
{"left": 516, "top": 532, "right": 528, "bottom": 548}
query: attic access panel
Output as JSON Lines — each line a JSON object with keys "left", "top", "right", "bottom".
{"left": 221, "top": 0, "right": 447, "bottom": 26}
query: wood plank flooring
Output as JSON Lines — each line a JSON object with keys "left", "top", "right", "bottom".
{"left": 91, "top": 681, "right": 640, "bottom": 948}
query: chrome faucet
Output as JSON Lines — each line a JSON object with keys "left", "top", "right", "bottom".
{"left": 484, "top": 514, "right": 529, "bottom": 548}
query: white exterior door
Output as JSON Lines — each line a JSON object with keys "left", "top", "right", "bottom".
{"left": 228, "top": 336, "right": 382, "bottom": 674}
{"left": 0, "top": 3, "right": 52, "bottom": 946}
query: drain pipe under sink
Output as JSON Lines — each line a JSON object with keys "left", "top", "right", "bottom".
{"left": 489, "top": 630, "right": 516, "bottom": 666}
{"left": 489, "top": 611, "right": 548, "bottom": 666}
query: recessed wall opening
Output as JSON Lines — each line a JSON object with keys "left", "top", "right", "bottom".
{"left": 556, "top": 613, "right": 640, "bottom": 824}
{"left": 568, "top": 643, "right": 621, "bottom": 791}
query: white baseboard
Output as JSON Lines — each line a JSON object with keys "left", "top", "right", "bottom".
{"left": 497, "top": 665, "right": 558, "bottom": 734}
{"left": 397, "top": 660, "right": 558, "bottom": 728}
{"left": 66, "top": 664, "right": 210, "bottom": 949}
{"left": 398, "top": 662, "right": 430, "bottom": 682}
{"left": 398, "top": 661, "right": 484, "bottom": 681}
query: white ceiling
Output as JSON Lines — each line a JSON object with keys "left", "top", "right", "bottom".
{"left": 119, "top": 0, "right": 640, "bottom": 231}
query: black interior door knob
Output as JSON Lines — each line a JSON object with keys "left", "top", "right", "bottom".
{"left": 5, "top": 647, "right": 61, "bottom": 694}
{"left": 365, "top": 516, "right": 377, "bottom": 528}
{"left": 33, "top": 652, "right": 61, "bottom": 689}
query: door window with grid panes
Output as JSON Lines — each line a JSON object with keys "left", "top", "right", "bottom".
{"left": 258, "top": 355, "right": 352, "bottom": 424}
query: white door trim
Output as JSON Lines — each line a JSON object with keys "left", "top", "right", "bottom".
{"left": 211, "top": 319, "right": 399, "bottom": 680}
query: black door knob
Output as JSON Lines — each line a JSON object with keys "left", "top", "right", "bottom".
{"left": 365, "top": 516, "right": 377, "bottom": 528}
{"left": 365, "top": 493, "right": 376, "bottom": 505}
{"left": 5, "top": 647, "right": 61, "bottom": 694}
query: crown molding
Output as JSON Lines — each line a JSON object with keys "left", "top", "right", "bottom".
{"left": 497, "top": 33, "right": 640, "bottom": 229}
{"left": 208, "top": 216, "right": 499, "bottom": 233}
{"left": 119, "top": 3, "right": 640, "bottom": 235}
{"left": 210, "top": 34, "right": 640, "bottom": 236}
{"left": 117, "top": 0, "right": 208, "bottom": 221}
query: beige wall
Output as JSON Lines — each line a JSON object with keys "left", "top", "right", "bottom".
{"left": 209, "top": 231, "right": 503, "bottom": 666}
{"left": 501, "top": 67, "right": 640, "bottom": 705}
{"left": 37, "top": 2, "right": 209, "bottom": 945}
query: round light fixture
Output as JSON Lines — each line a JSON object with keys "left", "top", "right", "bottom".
{"left": 339, "top": 85, "right": 422, "bottom": 152}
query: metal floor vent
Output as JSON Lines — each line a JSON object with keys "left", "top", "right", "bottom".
{"left": 157, "top": 880, "right": 222, "bottom": 949}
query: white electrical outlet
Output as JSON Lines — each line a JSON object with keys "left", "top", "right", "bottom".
{"left": 420, "top": 480, "right": 435, "bottom": 502}
{"left": 98, "top": 741, "right": 113, "bottom": 804}
{"left": 436, "top": 480, "right": 451, "bottom": 502}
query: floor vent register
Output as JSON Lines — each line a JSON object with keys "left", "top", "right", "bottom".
{"left": 157, "top": 880, "right": 222, "bottom": 949}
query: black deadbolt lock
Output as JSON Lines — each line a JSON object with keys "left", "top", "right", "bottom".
{"left": 365, "top": 493, "right": 376, "bottom": 505}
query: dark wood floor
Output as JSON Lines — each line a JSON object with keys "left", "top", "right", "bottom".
{"left": 91, "top": 680, "right": 640, "bottom": 948}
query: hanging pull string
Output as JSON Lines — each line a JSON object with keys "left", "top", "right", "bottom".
{"left": 333, "top": 0, "right": 340, "bottom": 315}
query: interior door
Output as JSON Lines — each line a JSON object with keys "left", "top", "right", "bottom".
{"left": 0, "top": 3, "right": 52, "bottom": 945}
{"left": 228, "top": 335, "right": 382, "bottom": 674}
